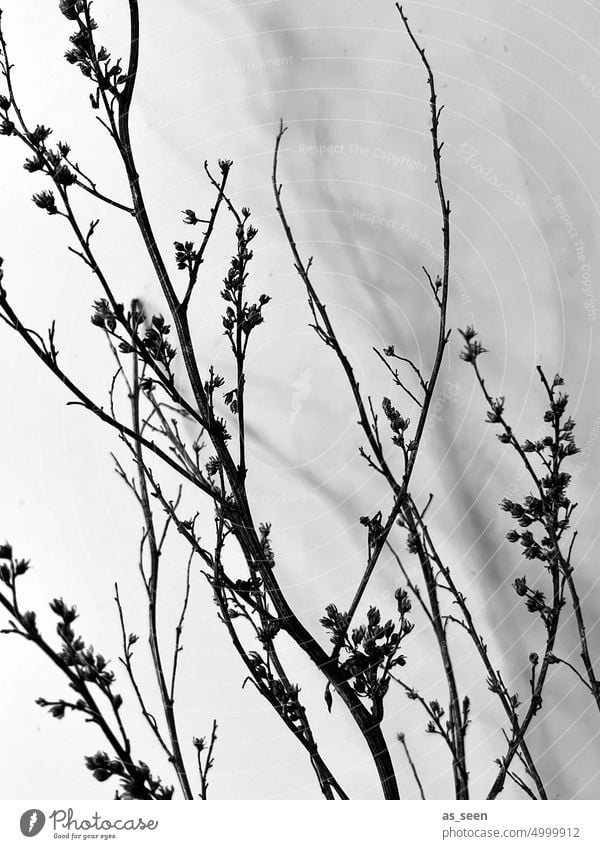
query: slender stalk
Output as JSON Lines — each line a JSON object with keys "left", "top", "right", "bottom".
{"left": 404, "top": 508, "right": 469, "bottom": 799}
{"left": 115, "top": 584, "right": 173, "bottom": 759}
{"left": 129, "top": 335, "right": 194, "bottom": 800}
{"left": 196, "top": 720, "right": 218, "bottom": 800}
{"left": 273, "top": 6, "right": 452, "bottom": 652}
{"left": 409, "top": 503, "right": 548, "bottom": 800}
{"left": 563, "top": 571, "right": 600, "bottom": 712}
{"left": 398, "top": 733, "right": 426, "bottom": 799}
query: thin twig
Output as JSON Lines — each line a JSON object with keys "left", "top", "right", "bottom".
{"left": 398, "top": 732, "right": 426, "bottom": 799}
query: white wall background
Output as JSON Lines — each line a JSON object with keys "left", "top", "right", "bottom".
{"left": 0, "top": 0, "right": 599, "bottom": 800}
